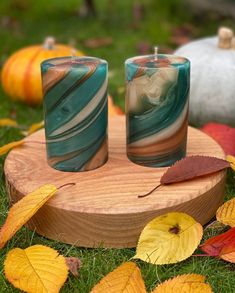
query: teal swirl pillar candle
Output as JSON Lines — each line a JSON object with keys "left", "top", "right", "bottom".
{"left": 125, "top": 54, "right": 190, "bottom": 167}
{"left": 41, "top": 56, "right": 108, "bottom": 172}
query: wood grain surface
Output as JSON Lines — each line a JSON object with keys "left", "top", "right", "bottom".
{"left": 4, "top": 116, "right": 226, "bottom": 248}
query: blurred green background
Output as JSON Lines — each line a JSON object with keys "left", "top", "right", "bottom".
{"left": 0, "top": 0, "right": 235, "bottom": 292}
{"left": 1, "top": 0, "right": 235, "bottom": 113}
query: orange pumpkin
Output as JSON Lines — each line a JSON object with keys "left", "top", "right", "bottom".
{"left": 1, "top": 37, "right": 84, "bottom": 105}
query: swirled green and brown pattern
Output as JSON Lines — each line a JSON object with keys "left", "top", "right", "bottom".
{"left": 125, "top": 54, "right": 190, "bottom": 167}
{"left": 41, "top": 56, "right": 108, "bottom": 172}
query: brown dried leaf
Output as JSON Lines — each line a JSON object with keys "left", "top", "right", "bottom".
{"left": 161, "top": 155, "right": 229, "bottom": 185}
{"left": 65, "top": 257, "right": 81, "bottom": 277}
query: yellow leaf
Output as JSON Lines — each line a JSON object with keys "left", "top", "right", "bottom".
{"left": 22, "top": 121, "right": 44, "bottom": 136}
{"left": 0, "top": 140, "right": 25, "bottom": 156}
{"left": 4, "top": 245, "right": 68, "bottom": 293}
{"left": 134, "top": 212, "right": 203, "bottom": 265}
{"left": 0, "top": 118, "right": 18, "bottom": 127}
{"left": 226, "top": 155, "right": 235, "bottom": 171}
{"left": 90, "top": 261, "right": 146, "bottom": 293}
{"left": 0, "top": 184, "right": 57, "bottom": 248}
{"left": 216, "top": 198, "right": 235, "bottom": 227}
{"left": 152, "top": 274, "right": 212, "bottom": 293}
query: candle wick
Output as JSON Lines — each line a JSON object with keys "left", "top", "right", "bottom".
{"left": 154, "top": 46, "right": 158, "bottom": 61}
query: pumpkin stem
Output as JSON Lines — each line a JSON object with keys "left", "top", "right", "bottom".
{"left": 218, "top": 27, "right": 233, "bottom": 49}
{"left": 43, "top": 36, "right": 55, "bottom": 50}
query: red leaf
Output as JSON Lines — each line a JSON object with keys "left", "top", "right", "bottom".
{"left": 202, "top": 123, "right": 235, "bottom": 156}
{"left": 220, "top": 239, "right": 235, "bottom": 256}
{"left": 200, "top": 227, "right": 235, "bottom": 256}
{"left": 139, "top": 155, "right": 230, "bottom": 198}
{"left": 161, "top": 155, "right": 229, "bottom": 185}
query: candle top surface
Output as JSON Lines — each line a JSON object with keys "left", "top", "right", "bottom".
{"left": 125, "top": 54, "right": 190, "bottom": 69}
{"left": 41, "top": 56, "right": 107, "bottom": 70}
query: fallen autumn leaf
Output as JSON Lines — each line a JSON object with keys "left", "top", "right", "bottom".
{"left": 202, "top": 123, "right": 235, "bottom": 156}
{"left": 0, "top": 118, "right": 18, "bottom": 127}
{"left": 90, "top": 261, "right": 146, "bottom": 293}
{"left": 22, "top": 120, "right": 44, "bottom": 136}
{"left": 4, "top": 245, "right": 68, "bottom": 293}
{"left": 0, "top": 184, "right": 57, "bottom": 248}
{"left": 0, "top": 139, "right": 25, "bottom": 156}
{"left": 139, "top": 155, "right": 230, "bottom": 198}
{"left": 134, "top": 212, "right": 203, "bottom": 265}
{"left": 152, "top": 274, "right": 212, "bottom": 293}
{"left": 217, "top": 197, "right": 235, "bottom": 227}
{"left": 226, "top": 155, "right": 235, "bottom": 171}
{"left": 200, "top": 227, "right": 235, "bottom": 257}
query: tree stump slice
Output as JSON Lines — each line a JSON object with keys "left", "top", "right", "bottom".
{"left": 4, "top": 116, "right": 226, "bottom": 248}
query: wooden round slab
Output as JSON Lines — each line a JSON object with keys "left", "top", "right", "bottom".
{"left": 4, "top": 116, "right": 226, "bottom": 248}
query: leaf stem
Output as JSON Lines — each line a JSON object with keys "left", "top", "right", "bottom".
{"left": 138, "top": 183, "right": 162, "bottom": 198}
{"left": 58, "top": 183, "right": 76, "bottom": 189}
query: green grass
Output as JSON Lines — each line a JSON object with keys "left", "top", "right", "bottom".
{"left": 0, "top": 0, "right": 235, "bottom": 292}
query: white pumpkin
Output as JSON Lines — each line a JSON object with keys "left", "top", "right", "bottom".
{"left": 175, "top": 27, "right": 235, "bottom": 126}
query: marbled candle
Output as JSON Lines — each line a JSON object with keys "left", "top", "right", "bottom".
{"left": 41, "top": 56, "right": 108, "bottom": 172}
{"left": 125, "top": 54, "right": 190, "bottom": 167}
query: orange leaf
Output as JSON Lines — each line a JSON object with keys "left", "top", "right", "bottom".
{"left": 200, "top": 227, "right": 235, "bottom": 257}
{"left": 216, "top": 197, "right": 235, "bottom": 227}
{"left": 65, "top": 257, "right": 81, "bottom": 277}
{"left": 4, "top": 245, "right": 68, "bottom": 293}
{"left": 0, "top": 140, "right": 24, "bottom": 156}
{"left": 152, "top": 274, "right": 212, "bottom": 293}
{"left": 90, "top": 262, "right": 146, "bottom": 293}
{"left": 0, "top": 184, "right": 57, "bottom": 248}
